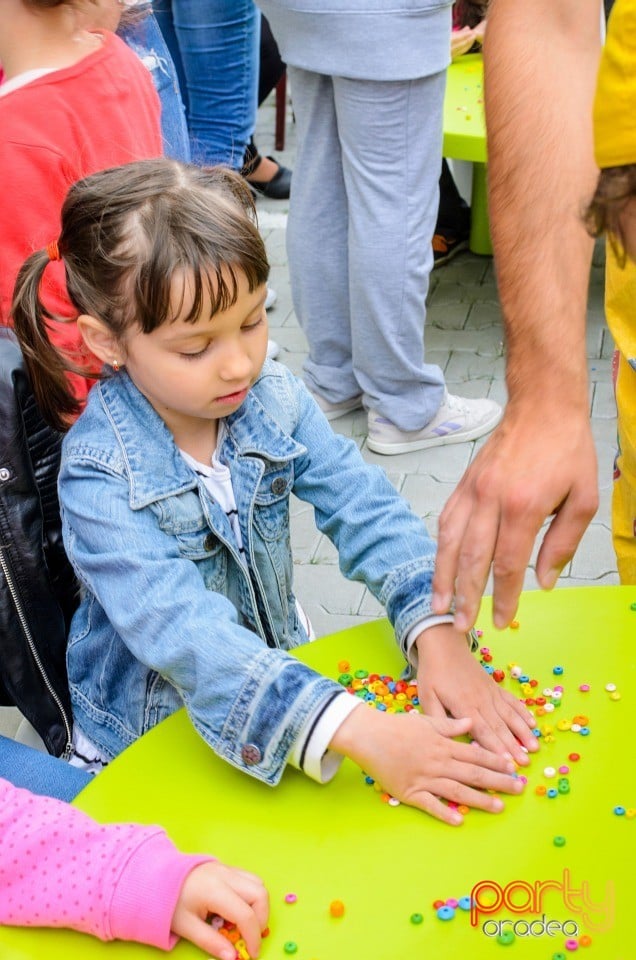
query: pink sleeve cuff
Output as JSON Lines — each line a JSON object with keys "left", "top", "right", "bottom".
{"left": 108, "top": 831, "right": 213, "bottom": 949}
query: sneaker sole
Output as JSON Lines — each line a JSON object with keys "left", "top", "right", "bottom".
{"left": 367, "top": 406, "right": 502, "bottom": 455}
{"left": 322, "top": 398, "right": 364, "bottom": 421}
{"left": 433, "top": 239, "right": 469, "bottom": 269}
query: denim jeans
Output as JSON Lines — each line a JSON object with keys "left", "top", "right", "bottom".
{"left": 153, "top": 0, "right": 260, "bottom": 169}
{"left": 118, "top": 6, "right": 191, "bottom": 162}
{"left": 0, "top": 735, "right": 90, "bottom": 802}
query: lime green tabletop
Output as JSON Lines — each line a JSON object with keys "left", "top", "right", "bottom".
{"left": 443, "top": 53, "right": 487, "bottom": 163}
{"left": 1, "top": 586, "right": 635, "bottom": 959}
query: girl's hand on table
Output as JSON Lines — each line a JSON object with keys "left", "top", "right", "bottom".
{"left": 451, "top": 25, "right": 477, "bottom": 60}
{"left": 172, "top": 861, "right": 269, "bottom": 960}
{"left": 330, "top": 704, "right": 525, "bottom": 826}
{"left": 415, "top": 624, "right": 539, "bottom": 767}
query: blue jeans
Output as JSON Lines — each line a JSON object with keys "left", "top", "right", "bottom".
{"left": 153, "top": 0, "right": 260, "bottom": 169}
{"left": 118, "top": 6, "right": 191, "bottom": 162}
{"left": 0, "top": 735, "right": 90, "bottom": 802}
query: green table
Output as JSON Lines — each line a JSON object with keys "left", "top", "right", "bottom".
{"left": 443, "top": 53, "right": 491, "bottom": 255}
{"left": 1, "top": 587, "right": 635, "bottom": 959}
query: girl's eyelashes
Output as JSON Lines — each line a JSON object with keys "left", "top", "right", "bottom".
{"left": 179, "top": 344, "right": 211, "bottom": 360}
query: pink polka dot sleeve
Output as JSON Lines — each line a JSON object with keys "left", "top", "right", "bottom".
{"left": 0, "top": 778, "right": 213, "bottom": 948}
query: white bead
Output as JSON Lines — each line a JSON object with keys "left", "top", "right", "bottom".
{"left": 543, "top": 766, "right": 556, "bottom": 778}
{"left": 571, "top": 723, "right": 582, "bottom": 733}
{"left": 605, "top": 683, "right": 617, "bottom": 692}
{"left": 543, "top": 703, "right": 555, "bottom": 713}
{"left": 542, "top": 688, "right": 553, "bottom": 697}
{"left": 510, "top": 666, "right": 522, "bottom": 679}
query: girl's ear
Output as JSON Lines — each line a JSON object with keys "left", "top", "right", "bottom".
{"left": 77, "top": 314, "right": 122, "bottom": 365}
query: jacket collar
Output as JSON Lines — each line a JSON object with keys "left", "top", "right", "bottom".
{"left": 96, "top": 370, "right": 305, "bottom": 509}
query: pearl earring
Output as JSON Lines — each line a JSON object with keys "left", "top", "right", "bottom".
{"left": 112, "top": 360, "right": 121, "bottom": 372}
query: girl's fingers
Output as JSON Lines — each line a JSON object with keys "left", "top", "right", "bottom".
{"left": 176, "top": 916, "right": 240, "bottom": 960}
{"left": 433, "top": 778, "right": 509, "bottom": 814}
{"left": 446, "top": 758, "right": 525, "bottom": 797}
{"left": 226, "top": 874, "right": 270, "bottom": 934}
{"left": 451, "top": 739, "right": 515, "bottom": 775}
{"left": 203, "top": 887, "right": 264, "bottom": 960}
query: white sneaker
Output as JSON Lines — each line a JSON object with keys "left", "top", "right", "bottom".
{"left": 367, "top": 391, "right": 502, "bottom": 455}
{"left": 309, "top": 390, "right": 363, "bottom": 422}
{"left": 265, "top": 286, "right": 277, "bottom": 311}
{"left": 266, "top": 339, "right": 280, "bottom": 360}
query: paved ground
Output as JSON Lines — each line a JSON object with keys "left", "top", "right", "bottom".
{"left": 255, "top": 91, "right": 619, "bottom": 640}
{"left": 0, "top": 91, "right": 618, "bottom": 741}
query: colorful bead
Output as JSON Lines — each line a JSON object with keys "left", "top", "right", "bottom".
{"left": 568, "top": 753, "right": 580, "bottom": 762}
{"left": 509, "top": 620, "right": 520, "bottom": 630}
{"left": 610, "top": 691, "right": 621, "bottom": 701}
{"left": 579, "top": 935, "right": 592, "bottom": 947}
{"left": 284, "top": 893, "right": 298, "bottom": 904}
{"left": 496, "top": 930, "right": 516, "bottom": 945}
{"left": 284, "top": 942, "right": 298, "bottom": 954}
{"left": 614, "top": 806, "right": 626, "bottom": 816}
{"left": 605, "top": 683, "right": 617, "bottom": 692}
{"left": 329, "top": 900, "right": 345, "bottom": 918}
{"left": 547, "top": 788, "right": 558, "bottom": 798}
{"left": 543, "top": 766, "right": 556, "bottom": 778}
{"left": 558, "top": 765, "right": 570, "bottom": 775}
{"left": 535, "top": 785, "right": 547, "bottom": 796}
{"left": 432, "top": 900, "right": 445, "bottom": 910}
{"left": 579, "top": 726, "right": 590, "bottom": 736}
{"left": 436, "top": 906, "right": 455, "bottom": 921}
{"left": 445, "top": 898, "right": 459, "bottom": 908}
{"left": 626, "top": 809, "right": 636, "bottom": 819}
{"left": 410, "top": 912, "right": 423, "bottom": 925}
{"left": 553, "top": 835, "right": 566, "bottom": 847}
{"left": 458, "top": 896, "right": 472, "bottom": 911}
{"left": 565, "top": 939, "right": 579, "bottom": 951}
{"left": 579, "top": 683, "right": 590, "bottom": 692}
{"left": 553, "top": 666, "right": 564, "bottom": 675}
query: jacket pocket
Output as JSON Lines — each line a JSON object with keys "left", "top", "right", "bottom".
{"left": 252, "top": 464, "right": 293, "bottom": 541}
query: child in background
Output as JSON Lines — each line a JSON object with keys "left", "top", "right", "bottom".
{"left": 585, "top": 0, "right": 636, "bottom": 582}
{"left": 13, "top": 159, "right": 537, "bottom": 827}
{"left": 0, "top": 772, "right": 268, "bottom": 959}
{"left": 0, "top": 0, "right": 162, "bottom": 402}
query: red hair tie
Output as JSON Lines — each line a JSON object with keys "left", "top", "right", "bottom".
{"left": 46, "top": 241, "right": 61, "bottom": 262}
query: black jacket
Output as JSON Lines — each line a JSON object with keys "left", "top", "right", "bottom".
{"left": 0, "top": 329, "right": 78, "bottom": 756}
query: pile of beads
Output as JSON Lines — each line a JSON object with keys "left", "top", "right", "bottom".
{"left": 432, "top": 895, "right": 472, "bottom": 921}
{"left": 337, "top": 661, "right": 419, "bottom": 714}
{"left": 212, "top": 918, "right": 254, "bottom": 960}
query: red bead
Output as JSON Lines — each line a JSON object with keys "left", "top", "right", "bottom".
{"left": 493, "top": 669, "right": 505, "bottom": 683}
{"left": 482, "top": 653, "right": 493, "bottom": 663}
{"left": 529, "top": 679, "right": 539, "bottom": 688}
{"left": 568, "top": 753, "right": 580, "bottom": 762}
{"left": 535, "top": 696, "right": 546, "bottom": 706}
{"left": 433, "top": 900, "right": 445, "bottom": 910}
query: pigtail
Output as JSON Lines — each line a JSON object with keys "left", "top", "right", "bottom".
{"left": 11, "top": 250, "right": 82, "bottom": 433}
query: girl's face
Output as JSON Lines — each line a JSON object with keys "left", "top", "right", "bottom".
{"left": 118, "top": 269, "right": 269, "bottom": 454}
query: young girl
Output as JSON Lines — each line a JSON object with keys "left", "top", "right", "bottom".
{"left": 0, "top": 0, "right": 162, "bottom": 401}
{"left": 13, "top": 159, "right": 537, "bottom": 826}
{"left": 0, "top": 749, "right": 268, "bottom": 959}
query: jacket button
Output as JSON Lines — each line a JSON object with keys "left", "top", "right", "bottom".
{"left": 271, "top": 477, "right": 287, "bottom": 495}
{"left": 241, "top": 743, "right": 261, "bottom": 765}
{"left": 0, "top": 467, "right": 10, "bottom": 482}
{"left": 203, "top": 533, "right": 216, "bottom": 551}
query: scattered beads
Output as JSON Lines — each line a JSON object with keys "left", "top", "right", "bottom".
{"left": 329, "top": 900, "right": 345, "bottom": 918}
{"left": 409, "top": 912, "right": 423, "bottom": 925}
{"left": 553, "top": 835, "right": 567, "bottom": 847}
{"left": 613, "top": 805, "right": 626, "bottom": 816}
{"left": 283, "top": 942, "right": 298, "bottom": 954}
{"left": 497, "top": 929, "right": 516, "bottom": 945}
{"left": 579, "top": 683, "right": 590, "bottom": 692}
{"left": 284, "top": 893, "right": 298, "bottom": 904}
{"left": 509, "top": 620, "right": 520, "bottom": 630}
{"left": 605, "top": 683, "right": 617, "bottom": 692}
{"left": 553, "top": 666, "right": 564, "bottom": 676}
{"left": 436, "top": 906, "right": 455, "bottom": 921}
{"left": 565, "top": 939, "right": 579, "bottom": 951}
{"left": 579, "top": 935, "right": 592, "bottom": 947}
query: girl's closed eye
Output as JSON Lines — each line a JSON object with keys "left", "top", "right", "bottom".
{"left": 180, "top": 343, "right": 211, "bottom": 360}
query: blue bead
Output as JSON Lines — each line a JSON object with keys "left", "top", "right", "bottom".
{"left": 412, "top": 697, "right": 420, "bottom": 706}
{"left": 388, "top": 682, "right": 396, "bottom": 692}
{"left": 552, "top": 666, "right": 564, "bottom": 675}
{"left": 519, "top": 674, "right": 530, "bottom": 683}
{"left": 458, "top": 896, "right": 472, "bottom": 911}
{"left": 376, "top": 703, "right": 387, "bottom": 711}
{"left": 614, "top": 805, "right": 626, "bottom": 816}
{"left": 364, "top": 776, "right": 375, "bottom": 785}
{"left": 532, "top": 728, "right": 541, "bottom": 737}
{"left": 483, "top": 665, "right": 495, "bottom": 674}
{"left": 547, "top": 788, "right": 558, "bottom": 798}
{"left": 436, "top": 906, "right": 455, "bottom": 921}
{"left": 579, "top": 726, "right": 590, "bottom": 736}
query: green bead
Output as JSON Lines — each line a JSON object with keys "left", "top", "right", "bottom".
{"left": 630, "top": 601, "right": 636, "bottom": 611}
{"left": 496, "top": 930, "right": 515, "bottom": 945}
{"left": 558, "top": 779, "right": 570, "bottom": 794}
{"left": 354, "top": 669, "right": 369, "bottom": 679}
{"left": 283, "top": 942, "right": 298, "bottom": 955}
{"left": 338, "top": 673, "right": 353, "bottom": 686}
{"left": 553, "top": 835, "right": 566, "bottom": 847}
{"left": 410, "top": 913, "right": 424, "bottom": 925}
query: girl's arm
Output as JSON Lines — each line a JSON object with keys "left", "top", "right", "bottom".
{"left": 0, "top": 778, "right": 267, "bottom": 956}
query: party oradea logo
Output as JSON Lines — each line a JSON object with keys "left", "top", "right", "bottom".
{"left": 470, "top": 869, "right": 615, "bottom": 938}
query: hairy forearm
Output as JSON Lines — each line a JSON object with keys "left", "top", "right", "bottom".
{"left": 484, "top": 0, "right": 601, "bottom": 409}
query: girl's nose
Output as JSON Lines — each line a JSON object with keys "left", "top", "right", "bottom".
{"left": 218, "top": 341, "right": 252, "bottom": 381}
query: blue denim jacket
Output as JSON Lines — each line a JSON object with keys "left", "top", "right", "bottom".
{"left": 59, "top": 361, "right": 437, "bottom": 784}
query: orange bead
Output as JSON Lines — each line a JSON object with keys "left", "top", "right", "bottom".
{"left": 510, "top": 620, "right": 520, "bottom": 629}
{"left": 337, "top": 660, "right": 350, "bottom": 673}
{"left": 330, "top": 900, "right": 345, "bottom": 918}
{"left": 535, "top": 707, "right": 546, "bottom": 717}
{"left": 535, "top": 785, "right": 547, "bottom": 796}
{"left": 573, "top": 715, "right": 589, "bottom": 726}
{"left": 457, "top": 805, "right": 469, "bottom": 815}
{"left": 380, "top": 792, "right": 391, "bottom": 803}
{"left": 579, "top": 935, "right": 592, "bottom": 947}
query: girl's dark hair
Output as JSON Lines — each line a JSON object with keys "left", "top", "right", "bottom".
{"left": 454, "top": 0, "right": 488, "bottom": 29}
{"left": 584, "top": 164, "right": 636, "bottom": 265}
{"left": 11, "top": 159, "right": 270, "bottom": 432}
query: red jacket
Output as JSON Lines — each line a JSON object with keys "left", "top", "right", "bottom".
{"left": 0, "top": 31, "right": 162, "bottom": 400}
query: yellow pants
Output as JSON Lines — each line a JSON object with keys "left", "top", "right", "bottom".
{"left": 605, "top": 248, "right": 636, "bottom": 583}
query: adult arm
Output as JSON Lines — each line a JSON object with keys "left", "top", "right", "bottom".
{"left": 433, "top": 0, "right": 602, "bottom": 631}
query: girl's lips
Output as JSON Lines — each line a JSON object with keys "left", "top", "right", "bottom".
{"left": 215, "top": 387, "right": 249, "bottom": 404}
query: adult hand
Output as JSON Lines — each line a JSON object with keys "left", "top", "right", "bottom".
{"left": 432, "top": 404, "right": 598, "bottom": 632}
{"left": 331, "top": 705, "right": 524, "bottom": 826}
{"left": 451, "top": 26, "right": 477, "bottom": 60}
{"left": 415, "top": 625, "right": 538, "bottom": 766}
{"left": 171, "top": 861, "right": 269, "bottom": 960}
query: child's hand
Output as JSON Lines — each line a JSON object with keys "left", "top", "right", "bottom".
{"left": 471, "top": 18, "right": 487, "bottom": 46}
{"left": 330, "top": 706, "right": 525, "bottom": 826}
{"left": 415, "top": 624, "right": 539, "bottom": 766}
{"left": 451, "top": 26, "right": 477, "bottom": 60}
{"left": 171, "top": 861, "right": 269, "bottom": 960}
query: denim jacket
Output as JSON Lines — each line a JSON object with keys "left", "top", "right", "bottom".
{"left": 59, "top": 361, "right": 437, "bottom": 784}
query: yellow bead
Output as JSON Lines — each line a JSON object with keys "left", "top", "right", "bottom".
{"left": 610, "top": 691, "right": 621, "bottom": 701}
{"left": 557, "top": 719, "right": 572, "bottom": 731}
